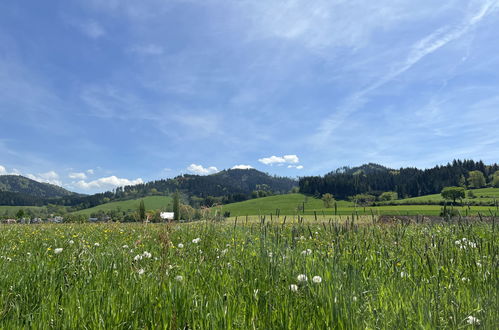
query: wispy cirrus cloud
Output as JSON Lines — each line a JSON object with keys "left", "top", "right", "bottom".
{"left": 314, "top": 0, "right": 499, "bottom": 144}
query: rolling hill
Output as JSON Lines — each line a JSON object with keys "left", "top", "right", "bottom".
{"left": 0, "top": 175, "right": 75, "bottom": 198}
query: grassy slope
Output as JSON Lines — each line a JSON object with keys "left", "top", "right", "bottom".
{"left": 220, "top": 193, "right": 498, "bottom": 217}
{"left": 0, "top": 206, "right": 47, "bottom": 217}
{"left": 73, "top": 196, "right": 173, "bottom": 215}
{"left": 387, "top": 187, "right": 499, "bottom": 204}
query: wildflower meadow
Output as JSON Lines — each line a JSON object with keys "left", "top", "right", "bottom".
{"left": 0, "top": 220, "right": 497, "bottom": 328}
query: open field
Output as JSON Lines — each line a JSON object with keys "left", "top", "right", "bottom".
{"left": 219, "top": 193, "right": 499, "bottom": 217}
{"left": 0, "top": 221, "right": 497, "bottom": 328}
{"left": 73, "top": 195, "right": 173, "bottom": 215}
{"left": 385, "top": 188, "right": 499, "bottom": 205}
{"left": 0, "top": 205, "right": 47, "bottom": 217}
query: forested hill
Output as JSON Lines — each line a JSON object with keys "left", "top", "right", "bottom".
{"left": 0, "top": 175, "right": 75, "bottom": 198}
{"left": 115, "top": 169, "right": 297, "bottom": 204}
{"left": 0, "top": 169, "right": 297, "bottom": 209}
{"left": 299, "top": 160, "right": 499, "bottom": 199}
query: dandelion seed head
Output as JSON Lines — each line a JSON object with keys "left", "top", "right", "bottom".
{"left": 54, "top": 248, "right": 63, "bottom": 254}
{"left": 137, "top": 268, "right": 145, "bottom": 275}
{"left": 177, "top": 243, "right": 184, "bottom": 248}
{"left": 466, "top": 316, "right": 480, "bottom": 325}
{"left": 312, "top": 276, "right": 322, "bottom": 283}
{"left": 290, "top": 284, "right": 298, "bottom": 292}
{"left": 192, "top": 238, "right": 201, "bottom": 244}
{"left": 297, "top": 274, "right": 308, "bottom": 282}
{"left": 175, "top": 275, "right": 183, "bottom": 282}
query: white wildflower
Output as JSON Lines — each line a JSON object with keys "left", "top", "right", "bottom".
{"left": 54, "top": 248, "right": 63, "bottom": 254}
{"left": 177, "top": 243, "right": 184, "bottom": 249}
{"left": 27, "top": 252, "right": 31, "bottom": 257}
{"left": 461, "top": 277, "right": 469, "bottom": 282}
{"left": 69, "top": 240, "right": 74, "bottom": 245}
{"left": 142, "top": 251, "right": 152, "bottom": 259}
{"left": 192, "top": 238, "right": 201, "bottom": 244}
{"left": 297, "top": 274, "right": 308, "bottom": 282}
{"left": 466, "top": 316, "right": 480, "bottom": 325}
{"left": 353, "top": 296, "right": 358, "bottom": 302}
{"left": 312, "top": 276, "right": 322, "bottom": 284}
{"left": 137, "top": 268, "right": 145, "bottom": 275}
{"left": 290, "top": 284, "right": 298, "bottom": 292}
{"left": 94, "top": 243, "right": 100, "bottom": 247}
{"left": 134, "top": 255, "right": 143, "bottom": 261}
{"left": 400, "top": 271, "right": 408, "bottom": 278}
{"left": 6, "top": 257, "right": 12, "bottom": 262}
{"left": 122, "top": 245, "right": 129, "bottom": 249}
{"left": 301, "top": 249, "right": 312, "bottom": 256}
{"left": 175, "top": 275, "right": 183, "bottom": 282}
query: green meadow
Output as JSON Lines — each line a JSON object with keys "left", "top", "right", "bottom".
{"left": 73, "top": 195, "right": 173, "bottom": 216}
{"left": 0, "top": 221, "right": 496, "bottom": 328}
{"left": 219, "top": 193, "right": 498, "bottom": 217}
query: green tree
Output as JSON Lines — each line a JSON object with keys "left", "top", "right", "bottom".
{"left": 350, "top": 194, "right": 375, "bottom": 206}
{"left": 491, "top": 170, "right": 499, "bottom": 188}
{"left": 173, "top": 191, "right": 180, "bottom": 221}
{"left": 138, "top": 200, "right": 146, "bottom": 222}
{"left": 16, "top": 209, "right": 25, "bottom": 219}
{"left": 321, "top": 193, "right": 334, "bottom": 208}
{"left": 441, "top": 186, "right": 465, "bottom": 204}
{"left": 379, "top": 191, "right": 398, "bottom": 201}
{"left": 467, "top": 170, "right": 486, "bottom": 188}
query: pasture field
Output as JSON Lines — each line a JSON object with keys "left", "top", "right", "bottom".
{"left": 385, "top": 188, "right": 499, "bottom": 205}
{"left": 220, "top": 193, "right": 498, "bottom": 217}
{"left": 0, "top": 205, "right": 47, "bottom": 217}
{"left": 0, "top": 221, "right": 497, "bottom": 328}
{"left": 73, "top": 195, "right": 173, "bottom": 215}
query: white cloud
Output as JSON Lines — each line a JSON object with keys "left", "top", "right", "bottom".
{"left": 0, "top": 165, "right": 6, "bottom": 175}
{"left": 0, "top": 165, "right": 21, "bottom": 176}
{"left": 86, "top": 169, "right": 94, "bottom": 174}
{"left": 231, "top": 164, "right": 254, "bottom": 170}
{"left": 26, "top": 171, "right": 62, "bottom": 186}
{"left": 187, "top": 164, "right": 219, "bottom": 175}
{"left": 258, "top": 154, "right": 299, "bottom": 165}
{"left": 68, "top": 172, "right": 87, "bottom": 179}
{"left": 74, "top": 176, "right": 143, "bottom": 190}
{"left": 287, "top": 165, "right": 304, "bottom": 169}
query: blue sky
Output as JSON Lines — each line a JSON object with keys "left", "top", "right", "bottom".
{"left": 1, "top": 0, "right": 499, "bottom": 193}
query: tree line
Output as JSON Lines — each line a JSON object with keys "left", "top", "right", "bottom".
{"left": 299, "top": 160, "right": 499, "bottom": 200}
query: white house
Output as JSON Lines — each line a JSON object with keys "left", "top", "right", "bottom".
{"left": 160, "top": 212, "right": 174, "bottom": 220}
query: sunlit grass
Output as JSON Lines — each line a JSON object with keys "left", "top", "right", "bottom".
{"left": 0, "top": 221, "right": 497, "bottom": 328}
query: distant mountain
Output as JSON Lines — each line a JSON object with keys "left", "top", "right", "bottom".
{"left": 0, "top": 175, "right": 75, "bottom": 198}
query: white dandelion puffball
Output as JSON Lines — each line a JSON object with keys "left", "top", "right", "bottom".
{"left": 290, "top": 284, "right": 298, "bottom": 292}
{"left": 400, "top": 271, "right": 408, "bottom": 278}
{"left": 94, "top": 243, "right": 100, "bottom": 247}
{"left": 134, "top": 255, "right": 143, "bottom": 261}
{"left": 122, "top": 245, "right": 129, "bottom": 249}
{"left": 466, "top": 316, "right": 480, "bottom": 325}
{"left": 297, "top": 274, "right": 308, "bottom": 282}
{"left": 69, "top": 240, "right": 74, "bottom": 245}
{"left": 312, "top": 276, "right": 322, "bottom": 284}
{"left": 175, "top": 275, "right": 183, "bottom": 282}
{"left": 192, "top": 238, "right": 201, "bottom": 244}
{"left": 301, "top": 249, "right": 312, "bottom": 256}
{"left": 54, "top": 248, "right": 63, "bottom": 254}
{"left": 137, "top": 268, "right": 145, "bottom": 275}
{"left": 178, "top": 243, "right": 184, "bottom": 249}
{"left": 142, "top": 251, "right": 152, "bottom": 259}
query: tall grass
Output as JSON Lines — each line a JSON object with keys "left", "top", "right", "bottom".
{"left": 0, "top": 221, "right": 497, "bottom": 328}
